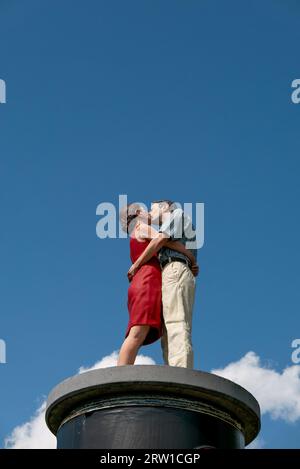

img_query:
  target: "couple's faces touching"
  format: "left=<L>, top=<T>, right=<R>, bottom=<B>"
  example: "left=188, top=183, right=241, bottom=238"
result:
left=149, top=202, right=169, bottom=224
left=134, top=202, right=169, bottom=226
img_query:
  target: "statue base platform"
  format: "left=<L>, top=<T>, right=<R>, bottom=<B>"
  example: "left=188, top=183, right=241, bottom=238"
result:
left=45, top=365, right=260, bottom=449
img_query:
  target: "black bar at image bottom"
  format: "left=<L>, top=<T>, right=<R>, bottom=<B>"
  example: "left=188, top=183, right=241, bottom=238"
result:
left=0, top=449, right=300, bottom=467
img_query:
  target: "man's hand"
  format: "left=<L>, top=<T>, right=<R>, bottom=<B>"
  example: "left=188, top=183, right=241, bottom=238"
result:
left=127, top=263, right=139, bottom=282
left=191, top=263, right=199, bottom=277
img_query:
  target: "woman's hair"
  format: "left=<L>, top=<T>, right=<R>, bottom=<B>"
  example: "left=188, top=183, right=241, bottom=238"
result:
left=119, top=203, right=142, bottom=234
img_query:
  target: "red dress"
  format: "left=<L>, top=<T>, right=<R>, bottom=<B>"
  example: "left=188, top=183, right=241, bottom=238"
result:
left=125, top=235, right=163, bottom=345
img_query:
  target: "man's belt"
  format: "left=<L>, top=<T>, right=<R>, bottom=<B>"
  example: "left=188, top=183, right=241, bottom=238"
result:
left=161, top=256, right=192, bottom=270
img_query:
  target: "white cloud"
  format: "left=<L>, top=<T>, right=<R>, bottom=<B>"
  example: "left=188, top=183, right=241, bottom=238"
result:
left=246, top=437, right=265, bottom=449
left=5, top=350, right=300, bottom=449
left=4, top=401, right=56, bottom=449
left=4, top=350, right=155, bottom=449
left=78, top=350, right=155, bottom=374
left=211, top=351, right=300, bottom=423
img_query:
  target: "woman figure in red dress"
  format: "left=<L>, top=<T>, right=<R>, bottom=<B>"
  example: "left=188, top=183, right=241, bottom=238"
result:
left=117, top=203, right=196, bottom=366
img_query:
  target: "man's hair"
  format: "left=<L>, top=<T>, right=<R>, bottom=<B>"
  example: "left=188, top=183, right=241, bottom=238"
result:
left=151, top=200, right=177, bottom=212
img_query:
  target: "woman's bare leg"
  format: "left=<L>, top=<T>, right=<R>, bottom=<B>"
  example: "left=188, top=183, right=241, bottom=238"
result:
left=117, top=325, right=151, bottom=365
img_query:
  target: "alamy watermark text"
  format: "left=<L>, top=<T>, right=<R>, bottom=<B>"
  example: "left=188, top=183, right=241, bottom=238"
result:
left=0, top=339, right=6, bottom=364
left=0, top=79, right=6, bottom=104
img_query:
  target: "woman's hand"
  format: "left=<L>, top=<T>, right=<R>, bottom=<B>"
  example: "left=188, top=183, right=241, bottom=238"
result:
left=127, top=262, right=139, bottom=282
left=191, top=263, right=199, bottom=277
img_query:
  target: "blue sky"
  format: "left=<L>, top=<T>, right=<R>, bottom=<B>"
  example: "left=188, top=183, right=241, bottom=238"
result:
left=1, top=0, right=300, bottom=448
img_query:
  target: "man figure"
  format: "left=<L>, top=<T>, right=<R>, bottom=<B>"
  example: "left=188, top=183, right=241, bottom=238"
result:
left=128, top=200, right=198, bottom=369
